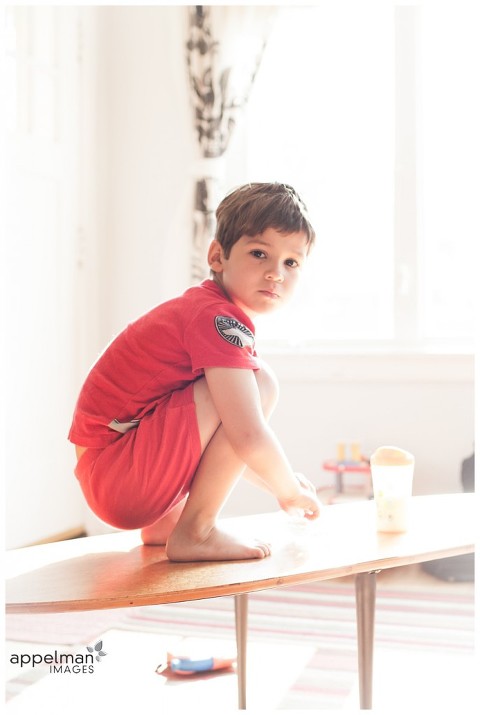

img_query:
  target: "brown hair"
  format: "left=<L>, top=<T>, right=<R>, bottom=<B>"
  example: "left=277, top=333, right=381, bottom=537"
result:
left=214, top=182, right=316, bottom=257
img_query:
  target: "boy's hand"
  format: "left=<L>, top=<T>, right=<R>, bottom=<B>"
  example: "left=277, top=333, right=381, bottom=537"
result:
left=279, top=485, right=321, bottom=521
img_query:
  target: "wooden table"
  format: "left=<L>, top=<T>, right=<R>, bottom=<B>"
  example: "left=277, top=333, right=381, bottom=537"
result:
left=5, top=493, right=475, bottom=710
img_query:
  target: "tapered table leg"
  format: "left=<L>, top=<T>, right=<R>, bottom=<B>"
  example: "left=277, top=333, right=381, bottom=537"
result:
left=234, top=593, right=248, bottom=710
left=355, top=571, right=378, bottom=709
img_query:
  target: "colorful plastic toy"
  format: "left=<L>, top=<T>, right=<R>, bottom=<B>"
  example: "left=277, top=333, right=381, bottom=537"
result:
left=156, top=650, right=236, bottom=676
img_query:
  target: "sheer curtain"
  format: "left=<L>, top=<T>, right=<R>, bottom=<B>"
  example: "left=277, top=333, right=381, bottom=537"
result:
left=185, top=5, right=276, bottom=282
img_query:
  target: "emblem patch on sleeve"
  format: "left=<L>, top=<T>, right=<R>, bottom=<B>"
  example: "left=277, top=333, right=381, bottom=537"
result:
left=214, top=316, right=255, bottom=349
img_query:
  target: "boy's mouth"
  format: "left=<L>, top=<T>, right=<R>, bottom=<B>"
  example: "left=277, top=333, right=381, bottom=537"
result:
left=258, top=289, right=280, bottom=300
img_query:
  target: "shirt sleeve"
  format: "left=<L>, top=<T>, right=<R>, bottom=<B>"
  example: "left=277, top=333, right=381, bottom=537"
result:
left=184, top=303, right=260, bottom=375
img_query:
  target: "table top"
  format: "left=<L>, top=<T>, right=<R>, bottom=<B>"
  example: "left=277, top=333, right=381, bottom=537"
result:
left=5, top=493, right=475, bottom=614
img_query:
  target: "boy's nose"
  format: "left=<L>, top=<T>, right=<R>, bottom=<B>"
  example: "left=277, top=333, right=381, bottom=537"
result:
left=265, top=264, right=284, bottom=282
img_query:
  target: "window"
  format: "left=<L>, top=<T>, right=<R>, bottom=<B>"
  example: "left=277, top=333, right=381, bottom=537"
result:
left=418, top=4, right=477, bottom=342
left=227, top=5, right=476, bottom=351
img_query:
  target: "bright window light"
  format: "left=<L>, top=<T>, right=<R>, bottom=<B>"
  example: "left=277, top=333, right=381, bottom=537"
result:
left=229, top=5, right=475, bottom=350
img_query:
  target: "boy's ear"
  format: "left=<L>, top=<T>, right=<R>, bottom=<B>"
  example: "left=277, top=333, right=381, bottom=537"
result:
left=207, top=240, right=225, bottom=272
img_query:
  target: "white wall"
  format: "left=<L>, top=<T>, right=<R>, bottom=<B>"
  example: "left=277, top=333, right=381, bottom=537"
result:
left=95, top=6, right=197, bottom=348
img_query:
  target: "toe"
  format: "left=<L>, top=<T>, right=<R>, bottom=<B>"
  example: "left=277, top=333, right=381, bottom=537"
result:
left=256, top=541, right=271, bottom=558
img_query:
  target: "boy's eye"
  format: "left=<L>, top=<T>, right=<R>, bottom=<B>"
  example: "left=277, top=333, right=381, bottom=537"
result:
left=251, top=250, right=266, bottom=259
left=285, top=258, right=299, bottom=268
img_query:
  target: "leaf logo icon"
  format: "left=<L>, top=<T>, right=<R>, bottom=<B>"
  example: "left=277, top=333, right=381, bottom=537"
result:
left=87, top=640, right=107, bottom=662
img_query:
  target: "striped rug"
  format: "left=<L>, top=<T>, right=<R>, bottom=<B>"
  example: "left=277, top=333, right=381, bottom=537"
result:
left=5, top=569, right=475, bottom=710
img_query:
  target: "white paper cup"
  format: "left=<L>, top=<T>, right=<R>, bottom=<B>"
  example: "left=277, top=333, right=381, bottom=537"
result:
left=370, top=446, right=414, bottom=532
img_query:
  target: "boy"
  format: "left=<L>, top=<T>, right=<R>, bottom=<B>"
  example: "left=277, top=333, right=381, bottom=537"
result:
left=69, top=182, right=321, bottom=562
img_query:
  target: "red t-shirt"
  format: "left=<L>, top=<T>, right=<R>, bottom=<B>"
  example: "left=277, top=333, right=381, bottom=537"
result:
left=68, top=280, right=259, bottom=449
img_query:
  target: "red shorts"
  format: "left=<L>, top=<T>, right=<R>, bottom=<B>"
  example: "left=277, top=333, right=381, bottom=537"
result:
left=74, top=384, right=202, bottom=529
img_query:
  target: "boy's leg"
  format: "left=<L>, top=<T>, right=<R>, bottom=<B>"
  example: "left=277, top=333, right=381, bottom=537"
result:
left=141, top=496, right=188, bottom=545
left=165, top=363, right=278, bottom=562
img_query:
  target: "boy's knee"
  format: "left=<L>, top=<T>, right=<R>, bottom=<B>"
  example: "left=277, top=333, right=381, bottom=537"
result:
left=255, top=360, right=279, bottom=415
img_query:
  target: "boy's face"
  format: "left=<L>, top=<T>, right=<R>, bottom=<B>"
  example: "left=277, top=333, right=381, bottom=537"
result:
left=208, top=227, right=309, bottom=319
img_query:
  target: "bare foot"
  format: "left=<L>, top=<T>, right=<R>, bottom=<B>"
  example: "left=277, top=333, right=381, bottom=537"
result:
left=141, top=498, right=187, bottom=545
left=166, top=524, right=271, bottom=562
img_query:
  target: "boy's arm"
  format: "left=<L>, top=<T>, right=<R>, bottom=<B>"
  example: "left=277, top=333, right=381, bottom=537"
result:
left=204, top=366, right=320, bottom=519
